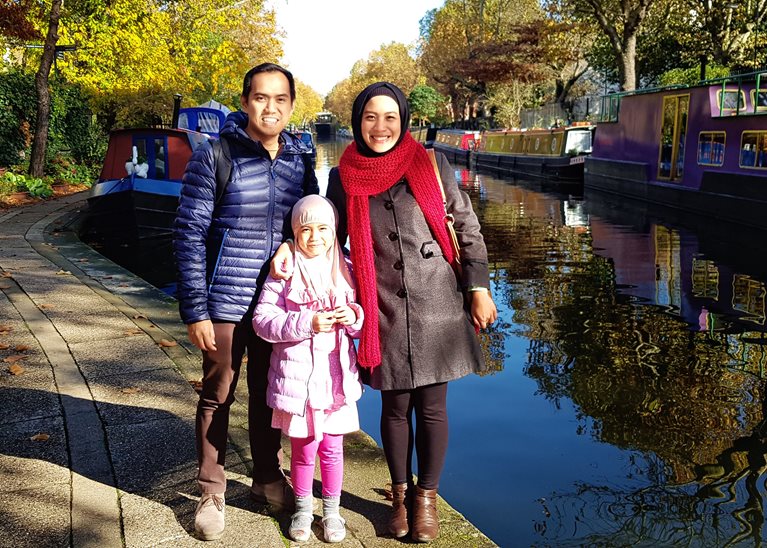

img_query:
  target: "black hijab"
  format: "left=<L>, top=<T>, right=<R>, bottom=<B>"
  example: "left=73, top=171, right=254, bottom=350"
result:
left=350, top=81, right=410, bottom=157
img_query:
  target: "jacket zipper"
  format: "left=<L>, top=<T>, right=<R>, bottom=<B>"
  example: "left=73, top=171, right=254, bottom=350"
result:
left=208, top=228, right=229, bottom=292
left=266, top=164, right=276, bottom=253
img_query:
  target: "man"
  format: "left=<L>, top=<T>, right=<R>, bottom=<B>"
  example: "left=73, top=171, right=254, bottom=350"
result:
left=173, top=63, right=319, bottom=541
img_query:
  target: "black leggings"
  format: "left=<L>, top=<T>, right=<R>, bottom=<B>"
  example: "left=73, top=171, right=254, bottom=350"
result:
left=380, top=383, right=448, bottom=490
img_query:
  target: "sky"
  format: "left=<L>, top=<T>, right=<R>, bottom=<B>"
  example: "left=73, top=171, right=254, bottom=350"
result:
left=268, top=0, right=445, bottom=96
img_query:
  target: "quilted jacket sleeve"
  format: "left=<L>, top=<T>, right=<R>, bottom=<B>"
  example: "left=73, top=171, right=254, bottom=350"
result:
left=173, top=141, right=216, bottom=324
left=253, top=277, right=315, bottom=343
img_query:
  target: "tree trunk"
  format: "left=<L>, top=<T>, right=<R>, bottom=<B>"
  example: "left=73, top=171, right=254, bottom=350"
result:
left=29, top=0, right=63, bottom=178
left=619, top=35, right=637, bottom=91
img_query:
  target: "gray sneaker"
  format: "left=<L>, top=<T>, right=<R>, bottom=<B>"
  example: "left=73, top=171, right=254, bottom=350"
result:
left=194, top=493, right=225, bottom=541
left=250, top=477, right=295, bottom=512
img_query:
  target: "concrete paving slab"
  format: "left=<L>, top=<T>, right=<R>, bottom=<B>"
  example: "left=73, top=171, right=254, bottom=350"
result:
left=0, top=481, right=70, bottom=548
left=70, top=333, right=178, bottom=379
left=90, top=368, right=198, bottom=425
left=0, top=417, right=69, bottom=491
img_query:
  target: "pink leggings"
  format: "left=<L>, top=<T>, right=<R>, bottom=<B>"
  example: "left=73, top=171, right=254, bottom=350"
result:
left=291, top=434, right=344, bottom=498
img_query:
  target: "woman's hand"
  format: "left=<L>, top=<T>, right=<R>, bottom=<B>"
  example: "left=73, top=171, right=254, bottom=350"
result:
left=312, top=311, right=337, bottom=333
left=470, top=290, right=497, bottom=330
left=269, top=240, right=295, bottom=280
left=333, top=305, right=357, bottom=326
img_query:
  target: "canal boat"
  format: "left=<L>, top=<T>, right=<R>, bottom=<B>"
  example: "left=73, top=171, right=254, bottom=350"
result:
left=432, top=129, right=480, bottom=166
left=294, top=128, right=316, bottom=165
left=585, top=71, right=767, bottom=229
left=81, top=105, right=226, bottom=247
left=473, top=124, right=594, bottom=183
left=314, top=111, right=338, bottom=139
left=409, top=126, right=437, bottom=147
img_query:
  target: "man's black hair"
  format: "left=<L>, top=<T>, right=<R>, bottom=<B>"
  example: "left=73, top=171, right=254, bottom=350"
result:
left=242, top=63, right=296, bottom=102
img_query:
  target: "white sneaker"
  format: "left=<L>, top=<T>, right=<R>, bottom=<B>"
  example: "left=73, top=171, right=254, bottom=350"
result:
left=194, top=493, right=225, bottom=541
left=322, top=514, right=346, bottom=543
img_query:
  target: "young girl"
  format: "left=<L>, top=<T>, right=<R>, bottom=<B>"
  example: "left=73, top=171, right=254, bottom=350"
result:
left=253, top=194, right=364, bottom=543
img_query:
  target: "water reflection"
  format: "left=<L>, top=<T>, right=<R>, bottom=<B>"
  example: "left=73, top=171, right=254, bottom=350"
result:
left=85, top=140, right=767, bottom=546
left=463, top=169, right=767, bottom=546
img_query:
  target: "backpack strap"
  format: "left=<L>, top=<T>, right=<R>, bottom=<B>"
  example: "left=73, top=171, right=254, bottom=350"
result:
left=211, top=137, right=232, bottom=206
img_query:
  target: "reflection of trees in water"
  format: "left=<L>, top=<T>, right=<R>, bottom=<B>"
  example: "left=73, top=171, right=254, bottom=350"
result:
left=468, top=185, right=767, bottom=545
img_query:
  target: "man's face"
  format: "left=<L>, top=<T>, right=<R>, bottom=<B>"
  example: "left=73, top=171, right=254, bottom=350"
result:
left=240, top=71, right=294, bottom=143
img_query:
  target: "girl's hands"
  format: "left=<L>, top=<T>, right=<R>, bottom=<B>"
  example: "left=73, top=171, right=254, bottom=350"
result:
left=312, top=305, right=358, bottom=333
left=333, top=305, right=357, bottom=326
left=312, top=311, right=337, bottom=333
left=270, top=241, right=295, bottom=280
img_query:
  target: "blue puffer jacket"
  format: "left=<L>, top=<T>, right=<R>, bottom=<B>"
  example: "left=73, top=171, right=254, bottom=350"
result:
left=173, top=111, right=319, bottom=324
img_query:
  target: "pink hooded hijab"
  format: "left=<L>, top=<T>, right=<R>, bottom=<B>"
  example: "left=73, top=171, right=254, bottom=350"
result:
left=291, top=195, right=355, bottom=303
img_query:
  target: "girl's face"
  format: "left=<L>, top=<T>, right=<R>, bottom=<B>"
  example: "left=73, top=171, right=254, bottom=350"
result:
left=296, top=222, right=333, bottom=258
left=360, top=95, right=401, bottom=154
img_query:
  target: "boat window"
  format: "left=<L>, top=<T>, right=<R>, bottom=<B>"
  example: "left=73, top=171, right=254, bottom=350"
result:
left=154, top=138, right=166, bottom=178
left=599, top=95, right=620, bottom=122
left=717, top=89, right=746, bottom=113
left=739, top=131, right=767, bottom=168
left=751, top=90, right=767, bottom=112
left=564, top=130, right=592, bottom=155
left=697, top=132, right=725, bottom=166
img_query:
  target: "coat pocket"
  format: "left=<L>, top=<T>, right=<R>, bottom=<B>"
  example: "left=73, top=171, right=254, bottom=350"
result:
left=420, top=240, right=444, bottom=259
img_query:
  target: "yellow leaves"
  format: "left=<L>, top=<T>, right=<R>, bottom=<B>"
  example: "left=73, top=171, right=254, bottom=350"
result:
left=30, top=433, right=50, bottom=442
left=121, top=387, right=140, bottom=394
left=8, top=363, right=25, bottom=375
left=158, top=339, right=177, bottom=348
left=3, top=355, right=26, bottom=364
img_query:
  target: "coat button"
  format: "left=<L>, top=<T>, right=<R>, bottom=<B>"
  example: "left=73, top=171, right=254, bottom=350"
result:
left=396, top=288, right=407, bottom=298
left=384, top=200, right=394, bottom=210
left=388, top=232, right=399, bottom=241
left=393, top=260, right=403, bottom=270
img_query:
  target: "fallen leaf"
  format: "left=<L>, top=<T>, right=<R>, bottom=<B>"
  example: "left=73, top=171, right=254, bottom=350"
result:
left=158, top=339, right=177, bottom=347
left=148, top=325, right=157, bottom=329
left=132, top=314, right=147, bottom=320
left=189, top=380, right=203, bottom=392
left=8, top=363, right=24, bottom=375
left=0, top=343, right=8, bottom=350
left=121, top=387, right=140, bottom=394
left=0, top=284, right=10, bottom=290
left=55, top=270, right=71, bottom=275
left=39, top=304, right=54, bottom=310
left=14, top=344, right=30, bottom=352
left=3, top=355, right=26, bottom=364
left=102, top=276, right=112, bottom=280
left=1, top=272, right=12, bottom=278
left=124, top=329, right=142, bottom=336
left=30, top=433, right=49, bottom=442
left=0, top=325, right=10, bottom=333
left=77, top=259, right=89, bottom=263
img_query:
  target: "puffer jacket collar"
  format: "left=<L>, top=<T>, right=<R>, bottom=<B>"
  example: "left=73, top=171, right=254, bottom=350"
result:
left=220, top=110, right=310, bottom=157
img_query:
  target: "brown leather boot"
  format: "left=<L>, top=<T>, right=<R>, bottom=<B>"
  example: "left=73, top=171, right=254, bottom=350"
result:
left=411, top=486, right=439, bottom=542
left=388, top=482, right=409, bottom=538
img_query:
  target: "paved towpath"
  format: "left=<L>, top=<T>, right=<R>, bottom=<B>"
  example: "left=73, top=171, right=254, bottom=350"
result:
left=0, top=192, right=497, bottom=547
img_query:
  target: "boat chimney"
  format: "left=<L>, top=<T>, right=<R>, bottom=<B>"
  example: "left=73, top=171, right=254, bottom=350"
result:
left=171, top=93, right=182, bottom=128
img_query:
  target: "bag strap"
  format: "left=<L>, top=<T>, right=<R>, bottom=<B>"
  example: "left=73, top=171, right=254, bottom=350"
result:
left=211, top=137, right=232, bottom=207
left=426, top=148, right=448, bottom=206
left=427, top=148, right=461, bottom=267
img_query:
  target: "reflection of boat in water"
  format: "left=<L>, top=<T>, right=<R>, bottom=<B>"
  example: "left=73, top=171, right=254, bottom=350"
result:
left=431, top=129, right=479, bottom=166
left=474, top=124, right=594, bottom=184
left=585, top=71, right=767, bottom=229
left=314, top=111, right=338, bottom=138
left=81, top=101, right=228, bottom=247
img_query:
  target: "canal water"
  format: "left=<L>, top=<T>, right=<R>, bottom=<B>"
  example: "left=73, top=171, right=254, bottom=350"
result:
left=99, top=139, right=767, bottom=547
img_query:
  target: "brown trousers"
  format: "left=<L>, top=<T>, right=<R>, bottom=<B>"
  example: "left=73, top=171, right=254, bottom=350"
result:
left=196, top=318, right=283, bottom=494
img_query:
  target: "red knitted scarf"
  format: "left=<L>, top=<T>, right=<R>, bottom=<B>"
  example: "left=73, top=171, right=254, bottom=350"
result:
left=338, top=132, right=456, bottom=368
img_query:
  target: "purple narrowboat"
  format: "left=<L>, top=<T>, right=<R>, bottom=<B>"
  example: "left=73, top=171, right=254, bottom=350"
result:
left=585, top=71, right=767, bottom=228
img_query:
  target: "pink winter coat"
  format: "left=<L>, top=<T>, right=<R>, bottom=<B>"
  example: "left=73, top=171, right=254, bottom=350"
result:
left=253, top=269, right=364, bottom=417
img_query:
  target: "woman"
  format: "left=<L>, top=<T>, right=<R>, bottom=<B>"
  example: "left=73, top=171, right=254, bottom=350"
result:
left=274, top=81, right=496, bottom=542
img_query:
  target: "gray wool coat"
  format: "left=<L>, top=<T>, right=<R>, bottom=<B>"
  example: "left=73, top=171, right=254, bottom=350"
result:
left=326, top=151, right=489, bottom=391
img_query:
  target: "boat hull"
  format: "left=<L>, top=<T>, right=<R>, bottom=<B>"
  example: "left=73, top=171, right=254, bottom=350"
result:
left=474, top=151, right=585, bottom=183
left=81, top=178, right=181, bottom=247
left=585, top=157, right=767, bottom=229
left=433, top=143, right=471, bottom=166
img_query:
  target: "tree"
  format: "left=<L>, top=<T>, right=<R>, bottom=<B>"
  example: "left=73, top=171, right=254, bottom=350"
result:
left=29, top=0, right=62, bottom=178
left=568, top=0, right=660, bottom=90
left=408, top=84, right=446, bottom=125
left=291, top=80, right=323, bottom=128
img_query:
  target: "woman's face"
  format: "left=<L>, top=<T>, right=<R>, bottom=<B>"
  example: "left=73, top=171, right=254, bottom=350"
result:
left=360, top=95, right=401, bottom=154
